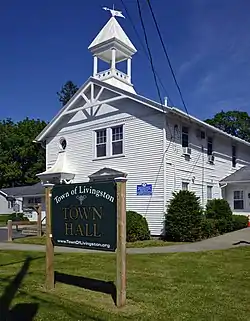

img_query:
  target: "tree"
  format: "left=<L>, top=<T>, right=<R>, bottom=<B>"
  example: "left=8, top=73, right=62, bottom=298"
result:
left=205, top=110, right=250, bottom=142
left=57, top=80, right=79, bottom=106
left=0, top=118, right=47, bottom=188
left=164, top=190, right=203, bottom=242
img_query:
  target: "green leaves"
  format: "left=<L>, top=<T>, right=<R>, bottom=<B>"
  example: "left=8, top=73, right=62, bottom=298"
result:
left=205, top=110, right=250, bottom=142
left=56, top=80, right=79, bottom=106
left=0, top=118, right=47, bottom=188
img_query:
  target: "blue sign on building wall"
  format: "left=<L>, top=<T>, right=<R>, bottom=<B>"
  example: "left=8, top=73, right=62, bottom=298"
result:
left=137, top=183, right=153, bottom=196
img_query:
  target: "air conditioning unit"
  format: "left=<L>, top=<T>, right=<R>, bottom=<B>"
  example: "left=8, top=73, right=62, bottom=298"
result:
left=183, top=147, right=191, bottom=156
left=208, top=154, right=215, bottom=163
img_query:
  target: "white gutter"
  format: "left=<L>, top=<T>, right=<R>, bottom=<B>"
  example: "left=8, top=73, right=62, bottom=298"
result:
left=170, top=107, right=250, bottom=148
left=220, top=183, right=228, bottom=189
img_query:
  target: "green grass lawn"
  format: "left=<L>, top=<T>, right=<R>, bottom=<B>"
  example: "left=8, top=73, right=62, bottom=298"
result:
left=13, top=235, right=181, bottom=248
left=1, top=248, right=250, bottom=320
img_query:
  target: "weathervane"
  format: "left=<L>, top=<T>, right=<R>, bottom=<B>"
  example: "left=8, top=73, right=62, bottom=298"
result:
left=103, top=5, right=125, bottom=18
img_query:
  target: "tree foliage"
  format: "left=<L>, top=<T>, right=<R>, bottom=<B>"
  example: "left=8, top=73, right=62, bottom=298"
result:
left=0, top=118, right=47, bottom=188
left=57, top=80, right=79, bottom=106
left=164, top=190, right=203, bottom=242
left=205, top=110, right=250, bottom=142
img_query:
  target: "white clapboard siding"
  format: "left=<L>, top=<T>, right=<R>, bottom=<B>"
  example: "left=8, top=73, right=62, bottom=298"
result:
left=165, top=117, right=250, bottom=207
left=47, top=101, right=165, bottom=235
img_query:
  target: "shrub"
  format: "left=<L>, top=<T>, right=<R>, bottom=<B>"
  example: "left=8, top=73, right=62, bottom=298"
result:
left=206, top=199, right=232, bottom=220
left=126, top=211, right=150, bottom=242
left=232, top=215, right=248, bottom=231
left=7, top=212, right=29, bottom=222
left=164, top=190, right=203, bottom=242
left=201, top=218, right=220, bottom=239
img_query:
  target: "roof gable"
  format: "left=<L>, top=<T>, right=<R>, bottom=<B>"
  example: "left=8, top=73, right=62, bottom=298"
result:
left=34, top=77, right=167, bottom=142
left=220, top=165, right=250, bottom=183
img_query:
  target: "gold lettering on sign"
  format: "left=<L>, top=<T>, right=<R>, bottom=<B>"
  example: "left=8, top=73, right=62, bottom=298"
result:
left=62, top=208, right=68, bottom=220
left=78, top=207, right=88, bottom=220
left=65, top=223, right=73, bottom=236
left=85, top=224, right=93, bottom=237
left=69, top=207, right=79, bottom=220
left=93, top=223, right=101, bottom=237
left=75, top=224, right=84, bottom=236
left=92, top=206, right=103, bottom=220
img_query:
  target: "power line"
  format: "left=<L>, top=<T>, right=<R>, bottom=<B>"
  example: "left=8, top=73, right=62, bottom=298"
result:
left=135, top=0, right=173, bottom=139
left=120, top=0, right=174, bottom=107
left=136, top=0, right=163, bottom=108
left=146, top=0, right=191, bottom=119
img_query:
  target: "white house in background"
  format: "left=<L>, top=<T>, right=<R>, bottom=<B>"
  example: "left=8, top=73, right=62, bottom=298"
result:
left=220, top=166, right=250, bottom=217
left=0, top=183, right=46, bottom=221
left=34, top=11, right=250, bottom=236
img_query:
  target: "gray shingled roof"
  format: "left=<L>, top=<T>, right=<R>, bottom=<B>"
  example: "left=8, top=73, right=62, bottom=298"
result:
left=220, top=165, right=250, bottom=183
left=1, top=182, right=44, bottom=197
left=89, top=167, right=127, bottom=182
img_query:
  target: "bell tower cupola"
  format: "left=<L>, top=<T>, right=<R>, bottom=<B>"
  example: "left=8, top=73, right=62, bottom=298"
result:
left=88, top=7, right=137, bottom=93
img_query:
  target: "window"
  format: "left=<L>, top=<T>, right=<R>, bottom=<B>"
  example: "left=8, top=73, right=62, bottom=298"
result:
left=182, top=182, right=189, bottom=191
left=182, top=126, right=189, bottom=147
left=8, top=200, right=14, bottom=209
left=234, top=190, right=244, bottom=209
left=59, top=138, right=67, bottom=150
left=96, top=129, right=107, bottom=157
left=112, top=126, right=123, bottom=155
left=28, top=197, right=41, bottom=204
left=207, top=137, right=213, bottom=155
left=232, top=145, right=236, bottom=167
left=207, top=186, right=213, bottom=200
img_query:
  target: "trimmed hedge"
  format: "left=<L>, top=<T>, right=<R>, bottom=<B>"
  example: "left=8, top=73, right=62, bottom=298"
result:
left=126, top=211, right=150, bottom=242
left=8, top=212, right=29, bottom=222
left=232, top=215, right=248, bottom=231
left=0, top=213, right=29, bottom=224
left=201, top=218, right=220, bottom=239
left=164, top=190, right=203, bottom=242
left=206, top=199, right=233, bottom=220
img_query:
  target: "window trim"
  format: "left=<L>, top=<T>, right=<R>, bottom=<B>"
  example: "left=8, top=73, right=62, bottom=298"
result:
left=111, top=125, right=124, bottom=156
left=182, top=181, right=189, bottom=191
left=232, top=145, right=237, bottom=168
left=95, top=128, right=107, bottom=158
left=93, top=123, right=125, bottom=160
left=207, top=185, right=213, bottom=200
left=181, top=126, right=189, bottom=148
left=207, top=137, right=213, bottom=156
left=233, top=190, right=244, bottom=210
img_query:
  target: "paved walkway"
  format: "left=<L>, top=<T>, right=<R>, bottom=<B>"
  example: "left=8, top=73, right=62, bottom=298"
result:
left=0, top=228, right=250, bottom=254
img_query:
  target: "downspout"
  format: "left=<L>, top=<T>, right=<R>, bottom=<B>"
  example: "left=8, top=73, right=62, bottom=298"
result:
left=163, top=121, right=167, bottom=214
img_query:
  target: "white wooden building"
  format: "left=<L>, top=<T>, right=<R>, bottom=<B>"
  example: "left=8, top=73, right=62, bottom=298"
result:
left=35, top=11, right=250, bottom=236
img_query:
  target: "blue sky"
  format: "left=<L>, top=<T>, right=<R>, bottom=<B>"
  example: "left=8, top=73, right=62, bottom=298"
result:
left=1, top=0, right=250, bottom=122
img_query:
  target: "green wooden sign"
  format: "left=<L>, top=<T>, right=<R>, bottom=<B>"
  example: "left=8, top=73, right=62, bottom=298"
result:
left=51, top=182, right=117, bottom=252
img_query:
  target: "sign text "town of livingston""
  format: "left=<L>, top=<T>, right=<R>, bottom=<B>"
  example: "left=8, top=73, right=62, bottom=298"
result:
left=54, top=184, right=115, bottom=204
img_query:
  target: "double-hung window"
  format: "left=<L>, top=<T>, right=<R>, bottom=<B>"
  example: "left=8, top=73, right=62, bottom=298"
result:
left=96, top=129, right=107, bottom=157
left=232, top=145, right=236, bottom=168
left=182, top=182, right=189, bottom=191
left=95, top=125, right=124, bottom=158
left=207, top=186, right=213, bottom=200
left=112, top=126, right=123, bottom=155
left=207, top=137, right=213, bottom=155
left=233, top=190, right=244, bottom=210
left=182, top=126, right=189, bottom=147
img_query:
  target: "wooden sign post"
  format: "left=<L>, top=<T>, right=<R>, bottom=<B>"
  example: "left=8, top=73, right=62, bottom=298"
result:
left=44, top=179, right=127, bottom=308
left=115, top=177, right=127, bottom=308
left=36, top=203, right=42, bottom=237
left=44, top=183, right=54, bottom=290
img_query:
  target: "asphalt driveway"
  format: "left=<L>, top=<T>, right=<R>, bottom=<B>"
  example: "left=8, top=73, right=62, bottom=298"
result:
left=0, top=228, right=249, bottom=254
